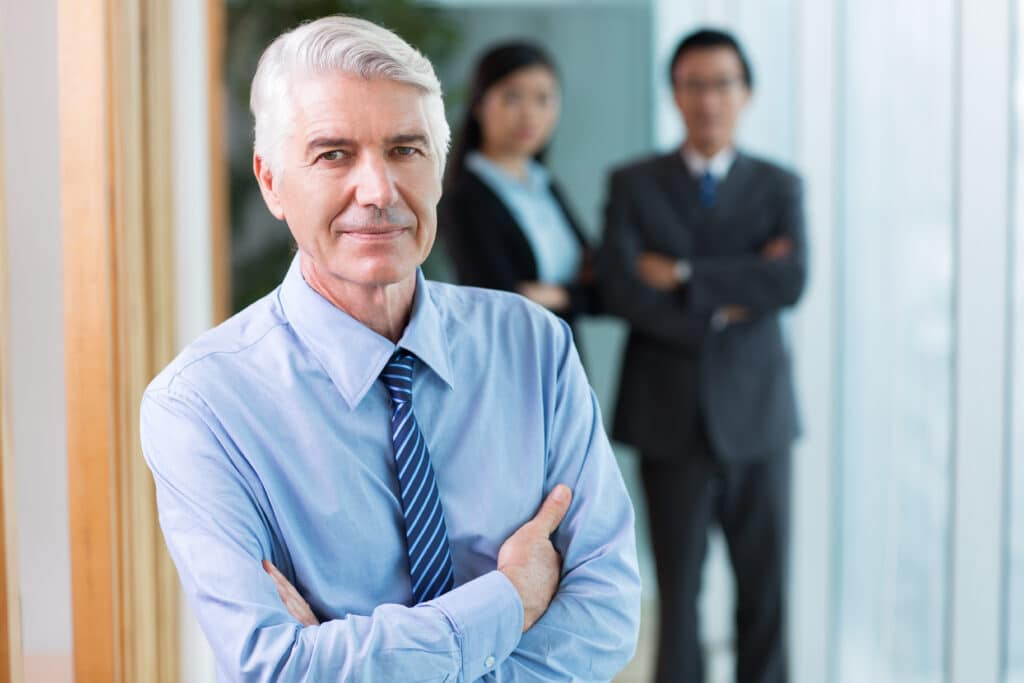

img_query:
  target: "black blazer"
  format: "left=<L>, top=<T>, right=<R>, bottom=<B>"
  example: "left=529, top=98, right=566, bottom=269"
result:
left=439, top=170, right=599, bottom=326
left=597, top=151, right=807, bottom=462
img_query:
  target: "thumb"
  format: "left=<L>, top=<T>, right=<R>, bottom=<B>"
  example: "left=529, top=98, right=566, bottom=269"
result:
left=531, top=484, right=572, bottom=536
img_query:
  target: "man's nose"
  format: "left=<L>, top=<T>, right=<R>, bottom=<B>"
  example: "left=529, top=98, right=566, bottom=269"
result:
left=352, top=154, right=397, bottom=208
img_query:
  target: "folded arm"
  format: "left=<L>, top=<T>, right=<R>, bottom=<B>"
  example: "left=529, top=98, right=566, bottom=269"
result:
left=684, top=174, right=808, bottom=315
left=485, top=320, right=642, bottom=681
left=141, top=383, right=524, bottom=682
left=597, top=171, right=711, bottom=350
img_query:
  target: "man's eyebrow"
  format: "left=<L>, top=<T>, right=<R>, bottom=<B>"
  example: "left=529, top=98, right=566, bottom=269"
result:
left=386, top=133, right=430, bottom=146
left=305, top=137, right=354, bottom=156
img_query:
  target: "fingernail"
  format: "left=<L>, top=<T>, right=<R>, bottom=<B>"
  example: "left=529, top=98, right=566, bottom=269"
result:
left=552, top=485, right=569, bottom=502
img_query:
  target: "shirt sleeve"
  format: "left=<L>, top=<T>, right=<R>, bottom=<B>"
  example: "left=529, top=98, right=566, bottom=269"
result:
left=483, top=320, right=643, bottom=681
left=141, top=382, right=524, bottom=683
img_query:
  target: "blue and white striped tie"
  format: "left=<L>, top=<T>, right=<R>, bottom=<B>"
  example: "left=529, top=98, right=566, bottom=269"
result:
left=381, top=349, right=454, bottom=604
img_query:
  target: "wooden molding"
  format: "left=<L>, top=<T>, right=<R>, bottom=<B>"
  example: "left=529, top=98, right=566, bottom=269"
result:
left=0, top=36, right=26, bottom=683
left=208, top=0, right=231, bottom=322
left=59, top=0, right=180, bottom=680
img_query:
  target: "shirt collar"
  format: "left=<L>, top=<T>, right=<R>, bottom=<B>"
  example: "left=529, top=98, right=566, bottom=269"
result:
left=278, top=254, right=454, bottom=409
left=465, top=151, right=549, bottom=192
left=681, top=144, right=736, bottom=180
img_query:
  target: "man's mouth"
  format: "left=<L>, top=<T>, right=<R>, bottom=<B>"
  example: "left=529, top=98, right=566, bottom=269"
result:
left=339, top=226, right=409, bottom=241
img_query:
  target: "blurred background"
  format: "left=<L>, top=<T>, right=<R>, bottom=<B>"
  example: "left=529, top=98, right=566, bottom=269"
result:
left=1, top=0, right=1021, bottom=681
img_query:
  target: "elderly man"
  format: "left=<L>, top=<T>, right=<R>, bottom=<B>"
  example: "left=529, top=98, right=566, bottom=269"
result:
left=141, top=15, right=640, bottom=683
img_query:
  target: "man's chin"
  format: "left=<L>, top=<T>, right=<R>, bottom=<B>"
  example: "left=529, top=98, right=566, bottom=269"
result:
left=331, top=261, right=417, bottom=289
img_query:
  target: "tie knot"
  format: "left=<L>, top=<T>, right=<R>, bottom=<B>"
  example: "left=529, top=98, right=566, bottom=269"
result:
left=381, top=349, right=415, bottom=403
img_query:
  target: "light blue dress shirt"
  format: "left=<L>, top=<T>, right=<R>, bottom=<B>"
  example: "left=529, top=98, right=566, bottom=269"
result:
left=465, top=152, right=582, bottom=285
left=140, top=256, right=641, bottom=682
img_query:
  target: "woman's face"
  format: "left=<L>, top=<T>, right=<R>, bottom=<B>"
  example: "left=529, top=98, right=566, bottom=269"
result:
left=476, top=65, right=561, bottom=160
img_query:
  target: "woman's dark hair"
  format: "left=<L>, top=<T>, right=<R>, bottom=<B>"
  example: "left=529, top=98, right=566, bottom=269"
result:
left=444, top=41, right=558, bottom=190
left=669, top=28, right=753, bottom=90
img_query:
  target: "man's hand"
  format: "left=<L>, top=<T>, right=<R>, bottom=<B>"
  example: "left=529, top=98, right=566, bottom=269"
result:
left=707, top=238, right=791, bottom=328
left=263, top=559, right=320, bottom=627
left=637, top=252, right=682, bottom=291
left=761, top=236, right=793, bottom=260
left=498, top=484, right=573, bottom=632
left=720, top=305, right=750, bottom=324
left=518, top=282, right=570, bottom=312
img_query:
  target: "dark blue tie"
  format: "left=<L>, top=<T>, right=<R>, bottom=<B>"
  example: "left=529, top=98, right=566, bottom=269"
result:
left=699, top=170, right=717, bottom=208
left=381, top=349, right=454, bottom=604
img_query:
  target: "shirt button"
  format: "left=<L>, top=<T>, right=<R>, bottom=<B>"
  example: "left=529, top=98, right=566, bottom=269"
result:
left=484, top=656, right=495, bottom=668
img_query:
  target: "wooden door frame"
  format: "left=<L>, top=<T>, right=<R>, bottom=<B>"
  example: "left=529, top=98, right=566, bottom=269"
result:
left=0, top=37, right=26, bottom=683
left=59, top=0, right=179, bottom=680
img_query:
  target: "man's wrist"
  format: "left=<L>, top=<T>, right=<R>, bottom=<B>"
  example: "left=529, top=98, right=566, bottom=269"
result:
left=673, top=259, right=692, bottom=285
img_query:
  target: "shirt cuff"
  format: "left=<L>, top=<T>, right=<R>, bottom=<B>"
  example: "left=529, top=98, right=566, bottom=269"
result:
left=428, top=570, right=523, bottom=680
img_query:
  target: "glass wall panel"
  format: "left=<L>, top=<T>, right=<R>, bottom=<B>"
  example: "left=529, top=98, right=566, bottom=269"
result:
left=1005, top=4, right=1024, bottom=681
left=833, top=1, right=956, bottom=681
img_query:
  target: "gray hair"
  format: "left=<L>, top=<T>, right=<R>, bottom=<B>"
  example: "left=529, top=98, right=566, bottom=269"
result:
left=250, top=15, right=450, bottom=175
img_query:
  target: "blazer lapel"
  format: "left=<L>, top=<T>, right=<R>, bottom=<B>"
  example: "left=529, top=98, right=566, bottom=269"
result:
left=655, top=152, right=701, bottom=225
left=713, top=152, right=754, bottom=211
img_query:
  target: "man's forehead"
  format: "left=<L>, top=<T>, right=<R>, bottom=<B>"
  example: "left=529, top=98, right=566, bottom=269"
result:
left=674, top=48, right=744, bottom=76
left=291, top=72, right=431, bottom=135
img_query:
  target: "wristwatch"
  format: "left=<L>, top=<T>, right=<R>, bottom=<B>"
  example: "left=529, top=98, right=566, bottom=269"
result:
left=673, top=259, right=692, bottom=284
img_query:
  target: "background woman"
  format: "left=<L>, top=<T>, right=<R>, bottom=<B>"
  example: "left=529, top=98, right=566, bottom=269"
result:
left=440, top=42, right=599, bottom=333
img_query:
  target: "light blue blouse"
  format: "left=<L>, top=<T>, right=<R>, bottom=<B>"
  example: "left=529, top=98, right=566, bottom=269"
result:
left=466, top=152, right=583, bottom=285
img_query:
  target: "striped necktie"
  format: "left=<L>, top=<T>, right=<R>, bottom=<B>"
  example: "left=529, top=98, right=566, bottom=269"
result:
left=380, top=349, right=455, bottom=604
left=699, top=169, right=717, bottom=208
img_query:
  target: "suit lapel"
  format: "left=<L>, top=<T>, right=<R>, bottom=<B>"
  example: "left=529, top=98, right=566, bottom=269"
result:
left=655, top=152, right=700, bottom=225
left=713, top=152, right=753, bottom=212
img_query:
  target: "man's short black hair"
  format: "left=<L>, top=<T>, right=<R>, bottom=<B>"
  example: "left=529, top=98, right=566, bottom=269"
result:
left=669, top=29, right=753, bottom=90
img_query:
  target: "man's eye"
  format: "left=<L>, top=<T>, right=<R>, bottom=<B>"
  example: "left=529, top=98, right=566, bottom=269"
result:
left=319, top=150, right=345, bottom=162
left=393, top=146, right=419, bottom=157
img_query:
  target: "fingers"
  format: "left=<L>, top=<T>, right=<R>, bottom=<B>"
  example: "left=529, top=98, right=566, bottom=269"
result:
left=263, top=558, right=286, bottom=583
left=724, top=306, right=750, bottom=323
left=762, top=237, right=793, bottom=259
left=263, top=560, right=319, bottom=627
left=263, top=559, right=297, bottom=604
left=530, top=484, right=572, bottom=536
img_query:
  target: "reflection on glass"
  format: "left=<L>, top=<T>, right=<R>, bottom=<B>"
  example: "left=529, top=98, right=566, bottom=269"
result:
left=1005, top=5, right=1024, bottom=681
left=833, top=2, right=955, bottom=681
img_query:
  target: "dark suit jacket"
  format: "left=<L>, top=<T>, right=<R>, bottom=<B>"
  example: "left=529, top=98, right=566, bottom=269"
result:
left=439, top=170, right=599, bottom=326
left=597, top=151, right=806, bottom=461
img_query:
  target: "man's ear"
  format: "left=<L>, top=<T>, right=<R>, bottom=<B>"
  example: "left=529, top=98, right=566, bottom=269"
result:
left=254, top=153, right=286, bottom=221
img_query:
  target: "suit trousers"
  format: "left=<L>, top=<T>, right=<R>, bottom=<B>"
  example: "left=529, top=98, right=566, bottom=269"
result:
left=640, top=440, right=790, bottom=683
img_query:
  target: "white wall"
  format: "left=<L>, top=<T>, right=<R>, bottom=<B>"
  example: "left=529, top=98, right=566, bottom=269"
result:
left=171, top=1, right=218, bottom=680
left=0, top=0, right=73, bottom=676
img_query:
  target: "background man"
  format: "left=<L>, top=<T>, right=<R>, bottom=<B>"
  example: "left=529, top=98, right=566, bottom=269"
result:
left=598, top=28, right=806, bottom=683
left=141, top=15, right=640, bottom=681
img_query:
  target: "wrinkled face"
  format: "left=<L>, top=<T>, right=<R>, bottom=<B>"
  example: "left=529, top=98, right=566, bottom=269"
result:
left=671, top=47, right=750, bottom=154
left=255, top=72, right=441, bottom=289
left=476, top=65, right=560, bottom=159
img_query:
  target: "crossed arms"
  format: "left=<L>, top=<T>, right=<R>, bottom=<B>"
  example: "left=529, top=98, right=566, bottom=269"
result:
left=141, top=324, right=640, bottom=682
left=597, top=167, right=807, bottom=349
